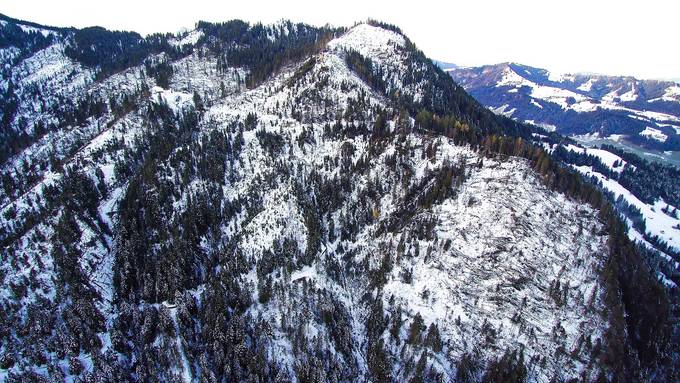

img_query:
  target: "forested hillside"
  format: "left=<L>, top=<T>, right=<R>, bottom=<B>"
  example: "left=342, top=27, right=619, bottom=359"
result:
left=0, top=14, right=676, bottom=382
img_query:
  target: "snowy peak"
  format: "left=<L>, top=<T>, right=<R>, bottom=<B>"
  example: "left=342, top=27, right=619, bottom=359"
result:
left=327, top=23, right=406, bottom=59
left=496, top=64, right=537, bottom=88
left=452, top=61, right=680, bottom=105
left=446, top=62, right=550, bottom=89
left=325, top=23, right=411, bottom=92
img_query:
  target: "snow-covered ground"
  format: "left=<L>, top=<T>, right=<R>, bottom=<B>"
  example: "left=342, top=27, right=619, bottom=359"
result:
left=169, top=29, right=204, bottom=48
left=172, top=27, right=611, bottom=380
left=544, top=141, right=679, bottom=284
left=649, top=84, right=680, bottom=103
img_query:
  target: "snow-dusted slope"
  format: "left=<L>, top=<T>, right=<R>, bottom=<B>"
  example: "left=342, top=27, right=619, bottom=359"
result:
left=168, top=50, right=611, bottom=380
left=327, top=24, right=405, bottom=65
left=0, top=18, right=674, bottom=382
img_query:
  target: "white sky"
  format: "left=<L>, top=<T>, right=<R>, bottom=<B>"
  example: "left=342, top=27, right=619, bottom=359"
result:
left=1, top=0, right=678, bottom=80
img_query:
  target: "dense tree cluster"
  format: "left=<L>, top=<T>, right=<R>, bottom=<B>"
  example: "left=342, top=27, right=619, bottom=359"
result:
left=344, top=49, right=386, bottom=93
left=64, top=27, right=184, bottom=80
left=144, top=59, right=174, bottom=89
left=605, top=145, right=680, bottom=207
left=199, top=19, right=339, bottom=88
left=0, top=14, right=55, bottom=57
left=339, top=47, right=536, bottom=141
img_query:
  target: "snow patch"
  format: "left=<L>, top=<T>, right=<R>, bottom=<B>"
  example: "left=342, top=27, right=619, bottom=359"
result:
left=619, top=84, right=638, bottom=102
left=577, top=78, right=596, bottom=92
left=639, top=126, right=668, bottom=142
left=497, top=67, right=588, bottom=110
left=151, top=86, right=194, bottom=112
left=547, top=70, right=575, bottom=83
left=327, top=24, right=405, bottom=64
left=564, top=145, right=629, bottom=173
left=524, top=119, right=557, bottom=132
left=170, top=30, right=204, bottom=47
left=17, top=23, right=57, bottom=37
left=490, top=104, right=516, bottom=117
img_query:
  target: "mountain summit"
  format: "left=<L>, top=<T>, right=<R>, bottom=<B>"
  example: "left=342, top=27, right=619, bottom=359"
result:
left=0, top=15, right=676, bottom=382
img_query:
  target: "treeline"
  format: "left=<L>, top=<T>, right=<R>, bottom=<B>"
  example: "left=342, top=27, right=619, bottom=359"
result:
left=530, top=137, right=680, bottom=273
left=0, top=18, right=54, bottom=52
left=549, top=140, right=680, bottom=263
left=628, top=128, right=680, bottom=152
left=64, top=26, right=186, bottom=80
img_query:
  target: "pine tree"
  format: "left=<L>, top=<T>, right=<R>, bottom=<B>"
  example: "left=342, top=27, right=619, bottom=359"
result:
left=408, top=313, right=425, bottom=345
left=425, top=323, right=443, bottom=352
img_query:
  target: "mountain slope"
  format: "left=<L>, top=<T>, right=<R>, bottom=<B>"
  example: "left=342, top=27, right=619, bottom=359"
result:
left=0, top=16, right=675, bottom=382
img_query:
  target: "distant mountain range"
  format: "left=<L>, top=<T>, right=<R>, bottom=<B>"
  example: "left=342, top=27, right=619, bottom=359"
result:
left=446, top=62, right=680, bottom=152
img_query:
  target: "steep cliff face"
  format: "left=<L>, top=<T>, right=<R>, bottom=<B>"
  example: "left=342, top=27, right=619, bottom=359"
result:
left=0, top=16, right=674, bottom=382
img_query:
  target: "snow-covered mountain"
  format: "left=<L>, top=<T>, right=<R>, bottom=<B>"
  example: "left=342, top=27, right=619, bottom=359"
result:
left=0, top=14, right=677, bottom=382
left=449, top=62, right=680, bottom=152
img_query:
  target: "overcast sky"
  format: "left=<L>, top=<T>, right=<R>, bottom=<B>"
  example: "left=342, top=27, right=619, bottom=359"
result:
left=1, top=0, right=678, bottom=80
